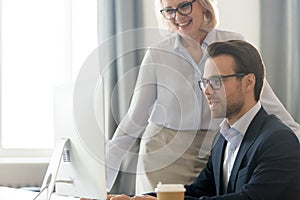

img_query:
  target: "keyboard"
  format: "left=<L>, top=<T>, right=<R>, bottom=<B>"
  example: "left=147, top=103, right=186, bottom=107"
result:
left=0, top=187, right=78, bottom=200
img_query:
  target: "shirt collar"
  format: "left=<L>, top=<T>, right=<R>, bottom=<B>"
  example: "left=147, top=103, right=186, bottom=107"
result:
left=220, top=101, right=262, bottom=136
left=173, top=29, right=216, bottom=52
left=203, top=29, right=216, bottom=46
left=173, top=33, right=184, bottom=52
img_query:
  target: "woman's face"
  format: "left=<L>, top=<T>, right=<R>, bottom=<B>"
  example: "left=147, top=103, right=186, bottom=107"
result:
left=161, top=0, right=206, bottom=42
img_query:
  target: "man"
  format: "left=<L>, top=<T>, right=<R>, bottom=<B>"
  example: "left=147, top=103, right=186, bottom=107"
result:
left=183, top=40, right=300, bottom=199
left=105, top=40, right=300, bottom=200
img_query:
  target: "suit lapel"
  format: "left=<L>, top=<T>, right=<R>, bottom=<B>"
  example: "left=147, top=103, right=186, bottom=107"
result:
left=213, top=133, right=227, bottom=195
left=227, top=108, right=268, bottom=193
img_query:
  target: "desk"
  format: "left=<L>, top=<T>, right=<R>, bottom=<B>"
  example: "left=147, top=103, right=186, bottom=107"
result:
left=0, top=187, right=78, bottom=200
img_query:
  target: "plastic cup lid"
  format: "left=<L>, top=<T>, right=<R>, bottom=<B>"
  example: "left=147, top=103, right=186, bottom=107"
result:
left=155, top=183, right=186, bottom=192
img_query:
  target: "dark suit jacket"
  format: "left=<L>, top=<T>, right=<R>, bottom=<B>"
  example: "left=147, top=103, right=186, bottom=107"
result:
left=184, top=107, right=300, bottom=200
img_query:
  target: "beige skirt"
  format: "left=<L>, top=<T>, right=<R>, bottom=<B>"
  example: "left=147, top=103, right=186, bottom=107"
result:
left=135, top=124, right=216, bottom=194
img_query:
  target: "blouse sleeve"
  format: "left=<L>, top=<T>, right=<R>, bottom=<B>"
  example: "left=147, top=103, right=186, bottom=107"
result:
left=106, top=48, right=158, bottom=190
left=260, top=79, right=300, bottom=139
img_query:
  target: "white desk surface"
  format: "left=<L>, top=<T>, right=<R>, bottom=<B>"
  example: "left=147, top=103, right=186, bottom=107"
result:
left=0, top=187, right=79, bottom=200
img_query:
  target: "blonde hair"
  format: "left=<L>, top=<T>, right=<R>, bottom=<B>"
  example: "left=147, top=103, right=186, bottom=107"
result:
left=155, top=0, right=219, bottom=32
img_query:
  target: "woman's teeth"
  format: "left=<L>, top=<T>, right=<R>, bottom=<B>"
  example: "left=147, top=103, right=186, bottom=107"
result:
left=177, top=21, right=190, bottom=27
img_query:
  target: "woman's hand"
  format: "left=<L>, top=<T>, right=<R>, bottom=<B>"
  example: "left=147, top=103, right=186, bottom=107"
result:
left=79, top=194, right=130, bottom=200
left=107, top=194, right=131, bottom=200
left=106, top=194, right=157, bottom=200
left=130, top=195, right=157, bottom=200
left=80, top=194, right=157, bottom=200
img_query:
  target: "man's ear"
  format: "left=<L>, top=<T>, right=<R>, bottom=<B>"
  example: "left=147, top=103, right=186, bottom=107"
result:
left=243, top=73, right=256, bottom=92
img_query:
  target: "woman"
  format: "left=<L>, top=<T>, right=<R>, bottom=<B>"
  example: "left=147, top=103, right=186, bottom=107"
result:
left=106, top=0, right=300, bottom=196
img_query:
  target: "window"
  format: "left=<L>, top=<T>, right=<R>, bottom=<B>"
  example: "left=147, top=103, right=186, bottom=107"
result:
left=1, top=0, right=66, bottom=151
left=0, top=0, right=98, bottom=157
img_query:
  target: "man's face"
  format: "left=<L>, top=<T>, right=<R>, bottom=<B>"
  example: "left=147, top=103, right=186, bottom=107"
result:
left=202, top=55, right=245, bottom=122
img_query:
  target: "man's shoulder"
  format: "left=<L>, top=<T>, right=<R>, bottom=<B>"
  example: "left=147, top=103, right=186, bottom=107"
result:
left=260, top=112, right=292, bottom=132
left=254, top=108, right=298, bottom=142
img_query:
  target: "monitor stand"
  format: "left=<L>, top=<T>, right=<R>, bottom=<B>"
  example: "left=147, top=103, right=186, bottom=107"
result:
left=34, top=138, right=70, bottom=200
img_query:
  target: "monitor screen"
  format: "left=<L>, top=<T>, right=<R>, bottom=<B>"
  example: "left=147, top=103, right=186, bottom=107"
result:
left=37, top=83, right=107, bottom=200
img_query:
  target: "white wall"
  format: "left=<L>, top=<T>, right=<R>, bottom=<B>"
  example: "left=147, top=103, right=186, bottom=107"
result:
left=143, top=0, right=260, bottom=49
left=217, top=0, right=260, bottom=49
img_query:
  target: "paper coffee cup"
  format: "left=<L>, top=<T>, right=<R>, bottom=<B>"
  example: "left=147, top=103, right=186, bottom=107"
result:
left=155, top=183, right=186, bottom=200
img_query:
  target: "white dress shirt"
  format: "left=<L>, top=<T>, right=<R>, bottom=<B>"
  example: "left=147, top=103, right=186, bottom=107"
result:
left=221, top=102, right=262, bottom=190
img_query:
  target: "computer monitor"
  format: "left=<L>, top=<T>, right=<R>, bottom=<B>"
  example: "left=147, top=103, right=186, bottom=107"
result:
left=35, top=83, right=107, bottom=200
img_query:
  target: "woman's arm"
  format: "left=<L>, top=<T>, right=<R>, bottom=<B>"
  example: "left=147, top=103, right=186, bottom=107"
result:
left=106, top=49, right=158, bottom=190
left=260, top=79, right=300, bottom=139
